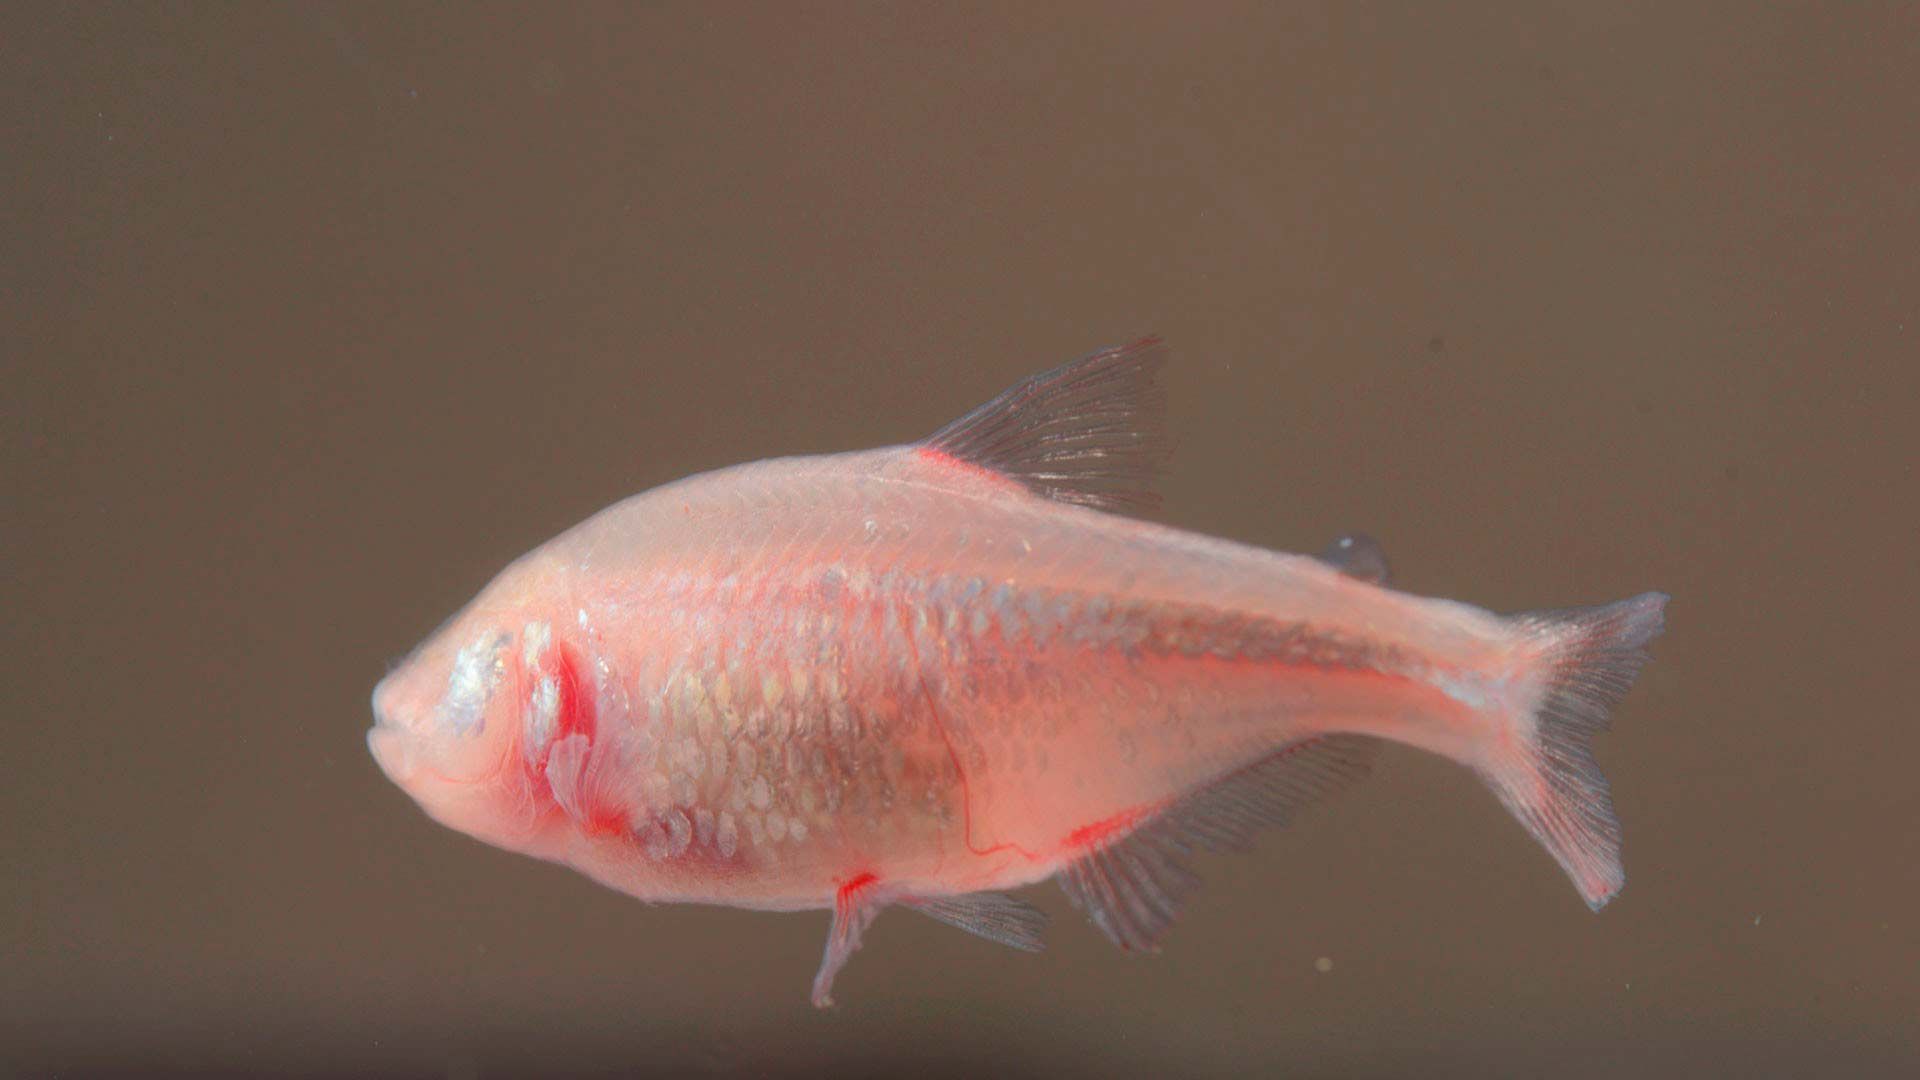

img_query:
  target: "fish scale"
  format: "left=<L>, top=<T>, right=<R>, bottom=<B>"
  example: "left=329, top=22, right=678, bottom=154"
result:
left=369, top=338, right=1668, bottom=1006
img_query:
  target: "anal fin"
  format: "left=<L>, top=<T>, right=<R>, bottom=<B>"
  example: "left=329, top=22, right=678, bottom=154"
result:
left=1058, top=735, right=1378, bottom=953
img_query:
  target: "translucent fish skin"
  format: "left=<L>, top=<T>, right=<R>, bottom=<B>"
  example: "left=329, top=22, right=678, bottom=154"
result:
left=369, top=340, right=1664, bottom=1004
left=373, top=444, right=1517, bottom=908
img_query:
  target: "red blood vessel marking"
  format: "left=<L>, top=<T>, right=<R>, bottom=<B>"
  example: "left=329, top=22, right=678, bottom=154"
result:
left=1063, top=806, right=1157, bottom=852
left=915, top=446, right=1027, bottom=492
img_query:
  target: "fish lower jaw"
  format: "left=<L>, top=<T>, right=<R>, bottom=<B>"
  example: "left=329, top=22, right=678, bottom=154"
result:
left=366, top=725, right=414, bottom=783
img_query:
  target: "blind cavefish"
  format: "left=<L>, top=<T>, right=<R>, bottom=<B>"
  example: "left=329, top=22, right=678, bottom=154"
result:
left=368, top=340, right=1668, bottom=1005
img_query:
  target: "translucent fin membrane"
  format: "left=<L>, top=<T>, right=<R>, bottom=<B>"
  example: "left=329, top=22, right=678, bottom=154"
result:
left=1482, top=591, right=1669, bottom=910
left=910, top=891, right=1049, bottom=952
left=808, top=885, right=1046, bottom=1006
left=920, top=337, right=1170, bottom=513
left=1058, top=735, right=1378, bottom=952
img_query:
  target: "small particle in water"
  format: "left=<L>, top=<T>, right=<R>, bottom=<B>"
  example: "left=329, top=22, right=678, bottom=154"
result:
left=1753, top=914, right=1762, bottom=926
left=1314, top=956, right=1334, bottom=974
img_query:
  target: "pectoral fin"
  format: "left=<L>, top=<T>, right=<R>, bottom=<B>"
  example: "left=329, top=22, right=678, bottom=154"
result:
left=809, top=882, right=1049, bottom=1007
left=908, top=891, right=1048, bottom=952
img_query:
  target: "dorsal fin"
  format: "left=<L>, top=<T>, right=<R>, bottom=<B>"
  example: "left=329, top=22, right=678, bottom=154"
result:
left=1057, top=735, right=1378, bottom=953
left=919, top=337, right=1170, bottom=513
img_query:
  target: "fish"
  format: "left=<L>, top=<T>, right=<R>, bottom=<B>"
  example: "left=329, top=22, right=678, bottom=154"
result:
left=367, top=339, right=1668, bottom=1006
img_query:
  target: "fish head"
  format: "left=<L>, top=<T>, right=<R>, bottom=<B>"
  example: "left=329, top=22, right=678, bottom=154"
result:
left=368, top=581, right=543, bottom=840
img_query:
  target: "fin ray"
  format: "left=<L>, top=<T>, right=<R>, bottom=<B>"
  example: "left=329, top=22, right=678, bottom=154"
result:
left=910, top=891, right=1048, bottom=952
left=1058, top=735, right=1378, bottom=952
left=1480, top=591, right=1668, bottom=910
left=920, top=337, right=1170, bottom=512
left=811, top=877, right=883, bottom=1008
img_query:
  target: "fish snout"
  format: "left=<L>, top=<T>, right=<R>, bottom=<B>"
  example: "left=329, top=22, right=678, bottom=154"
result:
left=370, top=671, right=399, bottom=729
left=367, top=672, right=421, bottom=782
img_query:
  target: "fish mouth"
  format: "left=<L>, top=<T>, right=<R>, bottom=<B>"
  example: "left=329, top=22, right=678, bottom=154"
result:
left=367, top=677, right=416, bottom=782
left=366, top=723, right=414, bottom=783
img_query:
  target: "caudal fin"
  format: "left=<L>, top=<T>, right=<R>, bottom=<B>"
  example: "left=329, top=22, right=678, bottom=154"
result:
left=1480, top=591, right=1668, bottom=911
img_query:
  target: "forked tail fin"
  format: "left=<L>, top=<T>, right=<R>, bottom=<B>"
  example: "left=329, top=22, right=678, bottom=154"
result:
left=1480, top=591, right=1669, bottom=910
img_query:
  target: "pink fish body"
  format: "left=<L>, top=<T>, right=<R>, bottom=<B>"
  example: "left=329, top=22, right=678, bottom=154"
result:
left=369, top=341, right=1667, bottom=1004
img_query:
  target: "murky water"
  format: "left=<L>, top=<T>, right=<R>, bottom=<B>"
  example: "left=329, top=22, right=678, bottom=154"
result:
left=7, top=4, right=1916, bottom=1075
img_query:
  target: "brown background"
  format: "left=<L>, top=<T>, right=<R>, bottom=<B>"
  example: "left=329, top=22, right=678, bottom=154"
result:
left=6, top=3, right=1917, bottom=1076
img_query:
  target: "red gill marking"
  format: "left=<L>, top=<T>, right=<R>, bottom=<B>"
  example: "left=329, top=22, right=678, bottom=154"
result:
left=551, top=644, right=626, bottom=835
left=518, top=638, right=624, bottom=834
left=548, top=643, right=595, bottom=743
